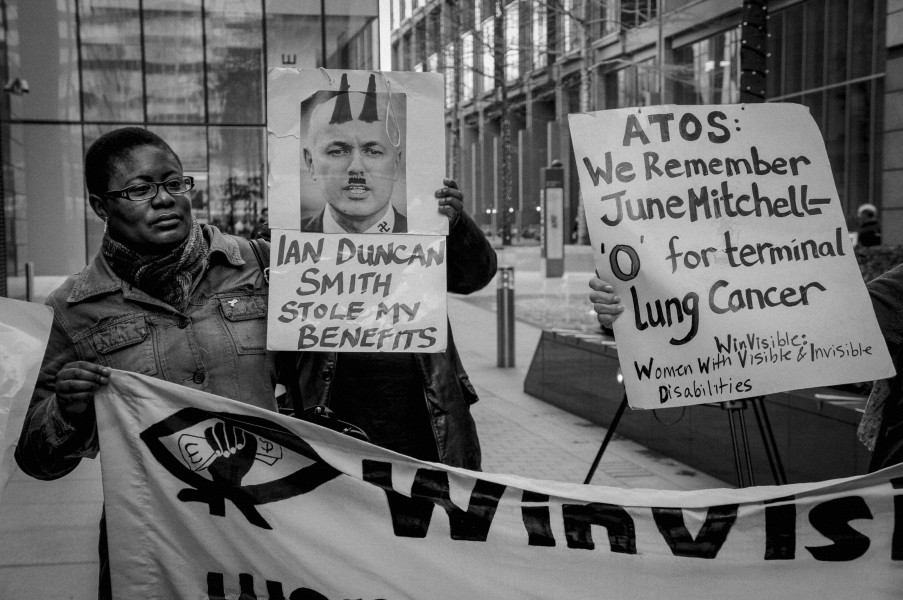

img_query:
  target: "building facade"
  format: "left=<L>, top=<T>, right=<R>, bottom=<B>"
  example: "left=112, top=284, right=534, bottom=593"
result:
left=390, top=0, right=897, bottom=247
left=0, top=0, right=382, bottom=298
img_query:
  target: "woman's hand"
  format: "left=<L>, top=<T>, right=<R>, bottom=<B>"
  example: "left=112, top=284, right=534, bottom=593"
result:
left=54, top=361, right=111, bottom=419
left=435, top=178, right=464, bottom=226
left=589, top=276, right=624, bottom=328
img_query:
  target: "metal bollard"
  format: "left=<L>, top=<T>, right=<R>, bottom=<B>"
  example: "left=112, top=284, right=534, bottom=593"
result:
left=25, top=261, right=34, bottom=302
left=496, top=265, right=515, bottom=367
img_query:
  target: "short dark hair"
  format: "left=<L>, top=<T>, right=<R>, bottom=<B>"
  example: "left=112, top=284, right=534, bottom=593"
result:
left=84, top=127, right=181, bottom=196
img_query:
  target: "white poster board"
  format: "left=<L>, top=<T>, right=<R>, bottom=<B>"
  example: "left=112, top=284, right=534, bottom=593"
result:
left=265, top=68, right=449, bottom=352
left=569, top=104, right=894, bottom=409
left=266, top=229, right=447, bottom=352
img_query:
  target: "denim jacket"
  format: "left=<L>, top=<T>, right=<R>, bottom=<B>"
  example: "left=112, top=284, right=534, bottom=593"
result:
left=15, top=225, right=276, bottom=480
left=283, top=211, right=498, bottom=470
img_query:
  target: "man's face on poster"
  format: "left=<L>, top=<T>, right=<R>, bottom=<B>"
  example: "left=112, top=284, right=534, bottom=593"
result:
left=303, top=97, right=401, bottom=229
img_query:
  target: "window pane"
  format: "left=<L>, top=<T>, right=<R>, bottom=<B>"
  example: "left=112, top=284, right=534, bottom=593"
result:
left=804, top=0, right=825, bottom=90
left=505, top=1, right=519, bottom=81
left=80, top=0, right=144, bottom=122
left=324, top=0, right=379, bottom=69
left=445, top=42, right=456, bottom=106
left=144, top=0, right=205, bottom=123
left=462, top=32, right=475, bottom=101
left=672, top=28, right=740, bottom=105
left=826, top=0, right=849, bottom=85
left=783, top=4, right=804, bottom=96
left=207, top=127, right=265, bottom=237
left=265, top=1, right=321, bottom=70
left=6, top=124, right=87, bottom=285
left=206, top=0, right=264, bottom=124
left=3, top=0, right=80, bottom=121
left=532, top=1, right=547, bottom=69
left=849, top=0, right=875, bottom=78
left=847, top=81, right=872, bottom=212
left=824, top=86, right=847, bottom=206
left=481, top=16, right=494, bottom=93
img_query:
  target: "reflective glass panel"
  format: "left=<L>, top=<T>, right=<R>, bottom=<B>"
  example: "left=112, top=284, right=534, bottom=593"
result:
left=824, top=86, right=847, bottom=205
left=80, top=0, right=144, bottom=122
left=804, top=0, right=825, bottom=90
left=783, top=4, right=804, bottom=96
left=850, top=0, right=876, bottom=79
left=206, top=0, right=265, bottom=124
left=3, top=0, right=80, bottom=121
left=324, top=0, right=379, bottom=70
left=144, top=0, right=205, bottom=123
left=266, top=0, right=321, bottom=70
left=8, top=125, right=87, bottom=285
left=207, top=127, right=265, bottom=237
left=847, top=81, right=874, bottom=211
left=672, top=28, right=740, bottom=105
left=826, top=0, right=850, bottom=85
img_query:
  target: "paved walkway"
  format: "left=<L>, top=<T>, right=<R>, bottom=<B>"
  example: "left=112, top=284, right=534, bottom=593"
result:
left=0, top=245, right=727, bottom=599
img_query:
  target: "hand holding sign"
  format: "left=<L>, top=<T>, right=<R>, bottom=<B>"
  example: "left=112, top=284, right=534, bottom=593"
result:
left=54, top=361, right=111, bottom=418
left=588, top=276, right=624, bottom=328
left=435, top=178, right=464, bottom=226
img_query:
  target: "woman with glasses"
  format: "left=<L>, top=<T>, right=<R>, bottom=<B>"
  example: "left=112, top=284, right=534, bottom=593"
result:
left=14, top=127, right=279, bottom=599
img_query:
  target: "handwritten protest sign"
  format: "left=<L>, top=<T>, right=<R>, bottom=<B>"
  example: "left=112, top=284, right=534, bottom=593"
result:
left=265, top=68, right=451, bottom=352
left=97, top=370, right=903, bottom=599
left=0, top=298, right=52, bottom=508
left=266, top=229, right=447, bottom=352
left=569, top=104, right=894, bottom=409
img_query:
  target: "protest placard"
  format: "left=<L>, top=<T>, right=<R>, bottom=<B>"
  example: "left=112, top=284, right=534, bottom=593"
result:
left=266, top=229, right=447, bottom=352
left=97, top=370, right=903, bottom=599
left=265, top=68, right=451, bottom=352
left=569, top=104, right=894, bottom=409
left=0, top=298, right=52, bottom=507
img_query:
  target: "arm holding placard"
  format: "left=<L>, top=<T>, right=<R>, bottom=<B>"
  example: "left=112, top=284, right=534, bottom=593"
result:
left=863, top=263, right=903, bottom=470
left=438, top=178, right=497, bottom=295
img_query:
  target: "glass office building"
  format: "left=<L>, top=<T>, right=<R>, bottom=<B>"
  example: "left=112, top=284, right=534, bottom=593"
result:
left=392, top=0, right=895, bottom=248
left=0, top=0, right=381, bottom=298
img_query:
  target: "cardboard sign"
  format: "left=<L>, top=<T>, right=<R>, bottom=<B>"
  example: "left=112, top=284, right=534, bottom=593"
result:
left=266, top=229, right=447, bottom=352
left=265, top=69, right=452, bottom=353
left=569, top=104, right=894, bottom=409
left=0, top=298, right=52, bottom=507
left=97, top=371, right=903, bottom=599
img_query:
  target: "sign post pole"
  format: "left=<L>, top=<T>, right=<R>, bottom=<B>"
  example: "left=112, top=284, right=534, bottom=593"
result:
left=540, top=163, right=565, bottom=278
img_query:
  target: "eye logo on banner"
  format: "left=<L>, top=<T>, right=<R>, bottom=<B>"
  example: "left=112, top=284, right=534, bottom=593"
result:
left=140, top=408, right=341, bottom=529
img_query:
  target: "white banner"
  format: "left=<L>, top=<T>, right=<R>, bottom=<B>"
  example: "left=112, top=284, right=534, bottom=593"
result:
left=0, top=298, right=52, bottom=507
left=569, top=104, right=894, bottom=409
left=97, top=371, right=903, bottom=600
left=266, top=229, right=447, bottom=352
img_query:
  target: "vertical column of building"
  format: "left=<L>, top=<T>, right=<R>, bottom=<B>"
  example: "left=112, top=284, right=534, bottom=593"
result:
left=882, top=2, right=903, bottom=244
left=740, top=0, right=768, bottom=103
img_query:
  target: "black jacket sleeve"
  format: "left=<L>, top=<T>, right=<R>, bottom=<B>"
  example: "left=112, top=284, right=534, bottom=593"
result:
left=445, top=211, right=497, bottom=295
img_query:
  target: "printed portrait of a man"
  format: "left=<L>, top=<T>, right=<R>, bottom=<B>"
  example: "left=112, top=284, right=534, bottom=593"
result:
left=299, top=72, right=407, bottom=234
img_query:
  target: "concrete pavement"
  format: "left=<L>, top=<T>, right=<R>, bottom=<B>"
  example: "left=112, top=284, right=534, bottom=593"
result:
left=0, top=245, right=727, bottom=599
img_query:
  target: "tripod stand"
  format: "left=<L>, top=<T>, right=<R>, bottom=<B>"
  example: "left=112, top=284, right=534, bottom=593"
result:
left=583, top=392, right=787, bottom=488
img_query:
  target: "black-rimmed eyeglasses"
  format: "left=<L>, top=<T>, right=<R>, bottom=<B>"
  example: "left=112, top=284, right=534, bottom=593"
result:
left=103, top=176, right=195, bottom=202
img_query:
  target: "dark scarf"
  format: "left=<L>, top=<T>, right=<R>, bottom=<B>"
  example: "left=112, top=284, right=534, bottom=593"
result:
left=102, top=219, right=208, bottom=312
